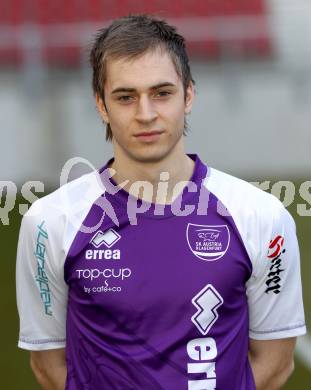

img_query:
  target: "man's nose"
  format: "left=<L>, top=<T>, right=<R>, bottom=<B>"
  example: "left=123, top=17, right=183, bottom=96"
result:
left=135, top=95, right=158, bottom=123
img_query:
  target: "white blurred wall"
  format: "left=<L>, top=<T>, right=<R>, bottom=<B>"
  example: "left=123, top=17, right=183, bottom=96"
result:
left=1, top=0, right=311, bottom=186
left=2, top=62, right=310, bottom=186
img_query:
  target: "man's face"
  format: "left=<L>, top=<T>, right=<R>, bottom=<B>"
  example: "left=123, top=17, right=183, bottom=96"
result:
left=96, top=48, right=194, bottom=163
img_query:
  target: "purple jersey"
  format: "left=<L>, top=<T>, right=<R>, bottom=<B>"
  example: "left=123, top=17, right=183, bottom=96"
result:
left=16, top=154, right=306, bottom=389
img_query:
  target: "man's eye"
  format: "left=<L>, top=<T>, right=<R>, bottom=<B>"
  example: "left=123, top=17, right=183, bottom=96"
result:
left=118, top=96, right=133, bottom=102
left=156, top=91, right=171, bottom=97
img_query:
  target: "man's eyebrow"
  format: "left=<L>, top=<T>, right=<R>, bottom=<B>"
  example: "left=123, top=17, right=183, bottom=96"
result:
left=111, top=82, right=177, bottom=95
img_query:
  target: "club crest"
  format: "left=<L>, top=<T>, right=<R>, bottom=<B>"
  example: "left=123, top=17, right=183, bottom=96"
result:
left=186, top=223, right=230, bottom=262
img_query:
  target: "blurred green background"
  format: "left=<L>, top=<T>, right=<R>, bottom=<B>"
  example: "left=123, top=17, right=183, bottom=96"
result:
left=1, top=182, right=310, bottom=388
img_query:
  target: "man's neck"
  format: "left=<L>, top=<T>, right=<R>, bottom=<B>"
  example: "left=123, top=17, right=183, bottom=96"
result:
left=108, top=145, right=195, bottom=205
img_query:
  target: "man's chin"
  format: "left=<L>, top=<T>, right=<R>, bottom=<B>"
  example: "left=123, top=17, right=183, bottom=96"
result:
left=126, top=147, right=171, bottom=164
left=113, top=133, right=184, bottom=164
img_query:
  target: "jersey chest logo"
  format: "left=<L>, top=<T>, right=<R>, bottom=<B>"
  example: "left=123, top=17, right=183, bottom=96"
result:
left=186, top=223, right=230, bottom=262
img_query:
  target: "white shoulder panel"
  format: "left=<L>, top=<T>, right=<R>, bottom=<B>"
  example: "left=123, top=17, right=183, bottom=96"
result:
left=16, top=169, right=105, bottom=350
left=203, top=167, right=306, bottom=339
left=203, top=167, right=280, bottom=270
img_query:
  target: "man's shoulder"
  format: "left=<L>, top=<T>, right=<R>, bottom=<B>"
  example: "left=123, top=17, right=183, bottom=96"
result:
left=205, top=167, right=283, bottom=215
left=204, top=168, right=285, bottom=228
left=24, top=170, right=105, bottom=224
left=204, top=167, right=292, bottom=266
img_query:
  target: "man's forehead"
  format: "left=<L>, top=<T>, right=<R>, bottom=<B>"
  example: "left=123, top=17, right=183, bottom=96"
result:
left=105, top=50, right=181, bottom=91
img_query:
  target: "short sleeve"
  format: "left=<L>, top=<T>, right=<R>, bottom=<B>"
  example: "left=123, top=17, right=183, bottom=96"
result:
left=246, top=204, right=306, bottom=340
left=16, top=203, right=68, bottom=350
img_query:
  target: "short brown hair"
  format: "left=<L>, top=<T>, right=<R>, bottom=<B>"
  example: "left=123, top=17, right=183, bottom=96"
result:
left=89, top=14, right=195, bottom=141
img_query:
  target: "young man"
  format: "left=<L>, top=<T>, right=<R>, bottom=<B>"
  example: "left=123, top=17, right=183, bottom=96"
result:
left=16, top=15, right=306, bottom=390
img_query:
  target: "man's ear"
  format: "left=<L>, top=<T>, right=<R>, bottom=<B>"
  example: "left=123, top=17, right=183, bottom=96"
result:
left=184, top=81, right=195, bottom=115
left=95, top=93, right=109, bottom=123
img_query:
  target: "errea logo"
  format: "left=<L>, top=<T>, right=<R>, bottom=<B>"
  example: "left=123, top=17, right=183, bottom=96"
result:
left=86, top=228, right=121, bottom=260
left=91, top=228, right=121, bottom=248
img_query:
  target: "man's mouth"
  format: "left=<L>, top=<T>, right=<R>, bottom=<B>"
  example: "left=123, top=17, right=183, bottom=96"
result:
left=134, top=130, right=164, bottom=142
